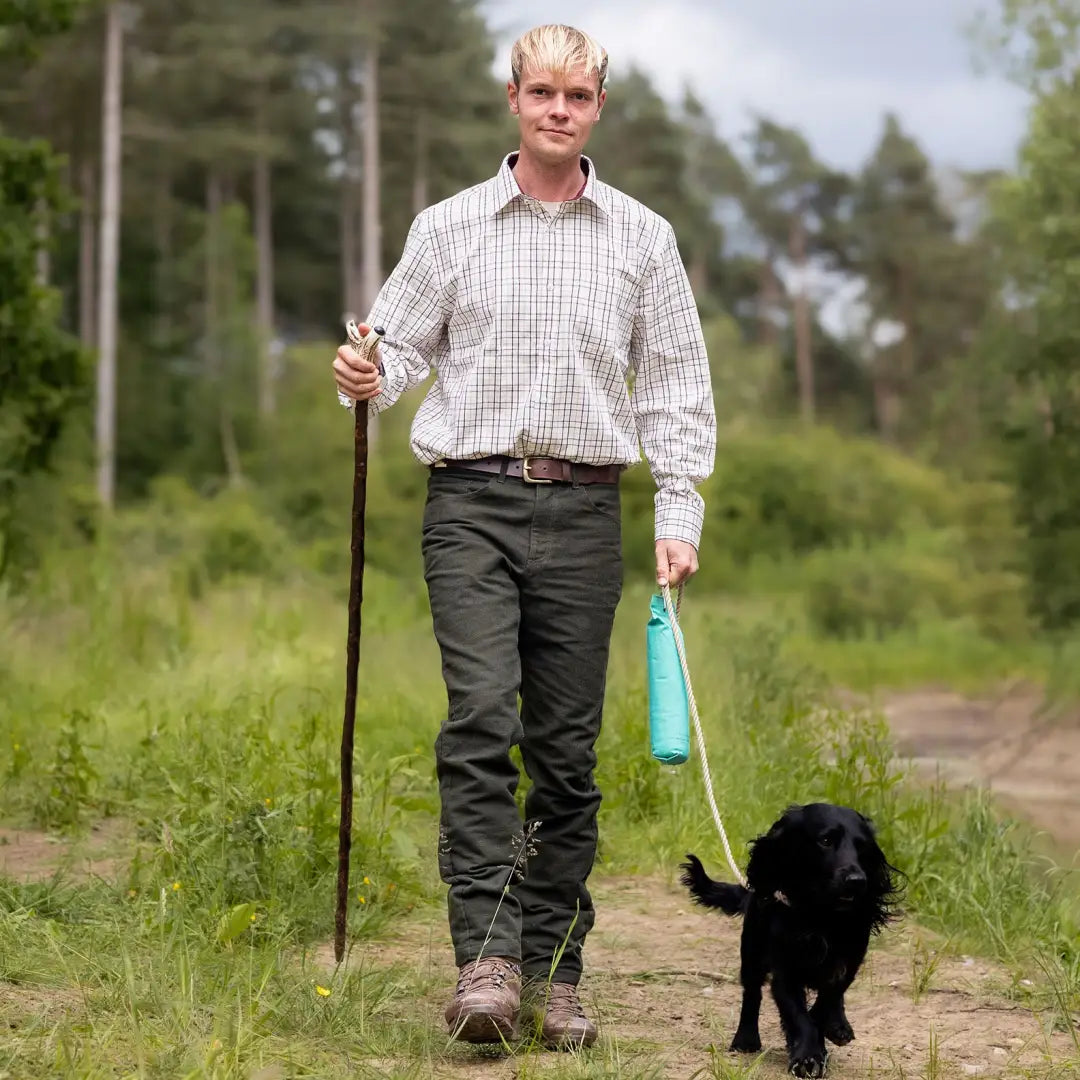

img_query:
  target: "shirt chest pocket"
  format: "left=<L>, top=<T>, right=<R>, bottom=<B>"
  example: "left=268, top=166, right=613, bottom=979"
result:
left=571, top=251, right=641, bottom=359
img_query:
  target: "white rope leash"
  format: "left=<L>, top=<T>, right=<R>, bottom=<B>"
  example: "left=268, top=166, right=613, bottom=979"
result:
left=661, top=582, right=748, bottom=889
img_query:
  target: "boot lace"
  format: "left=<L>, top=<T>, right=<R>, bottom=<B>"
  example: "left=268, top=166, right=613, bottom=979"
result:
left=456, top=957, right=518, bottom=997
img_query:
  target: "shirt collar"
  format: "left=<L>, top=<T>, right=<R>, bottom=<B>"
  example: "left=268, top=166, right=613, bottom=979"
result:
left=490, top=152, right=610, bottom=216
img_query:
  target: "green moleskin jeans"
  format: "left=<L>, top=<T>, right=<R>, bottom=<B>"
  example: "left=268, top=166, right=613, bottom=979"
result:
left=420, top=465, right=624, bottom=985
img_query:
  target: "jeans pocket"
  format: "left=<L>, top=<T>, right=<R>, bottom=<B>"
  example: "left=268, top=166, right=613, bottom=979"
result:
left=577, top=483, right=622, bottom=524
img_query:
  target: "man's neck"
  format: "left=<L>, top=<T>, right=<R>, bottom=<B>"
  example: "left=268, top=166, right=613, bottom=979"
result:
left=511, top=150, right=586, bottom=203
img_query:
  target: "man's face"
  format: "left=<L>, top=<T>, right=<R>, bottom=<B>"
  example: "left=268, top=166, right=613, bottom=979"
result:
left=508, top=66, right=605, bottom=166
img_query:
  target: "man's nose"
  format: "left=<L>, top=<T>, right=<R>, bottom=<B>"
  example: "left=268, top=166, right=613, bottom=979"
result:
left=548, top=94, right=570, bottom=117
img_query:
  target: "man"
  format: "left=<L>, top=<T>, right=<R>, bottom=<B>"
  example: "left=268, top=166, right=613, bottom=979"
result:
left=333, top=23, right=715, bottom=1049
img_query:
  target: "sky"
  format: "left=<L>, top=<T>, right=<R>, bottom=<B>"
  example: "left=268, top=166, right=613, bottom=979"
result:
left=480, top=0, right=1030, bottom=174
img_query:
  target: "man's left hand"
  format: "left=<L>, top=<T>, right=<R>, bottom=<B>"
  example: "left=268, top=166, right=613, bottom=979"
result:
left=655, top=539, right=699, bottom=588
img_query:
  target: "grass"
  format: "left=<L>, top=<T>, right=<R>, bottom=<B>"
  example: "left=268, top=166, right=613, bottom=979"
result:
left=2, top=547, right=1080, bottom=1076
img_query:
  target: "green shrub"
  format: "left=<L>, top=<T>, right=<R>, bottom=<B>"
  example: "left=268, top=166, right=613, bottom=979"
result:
left=803, top=535, right=1030, bottom=643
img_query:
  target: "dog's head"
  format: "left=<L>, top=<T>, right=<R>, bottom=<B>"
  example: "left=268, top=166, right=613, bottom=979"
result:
left=746, top=803, right=902, bottom=927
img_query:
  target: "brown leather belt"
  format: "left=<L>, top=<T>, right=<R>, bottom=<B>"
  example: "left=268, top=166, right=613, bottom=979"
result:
left=432, top=455, right=622, bottom=485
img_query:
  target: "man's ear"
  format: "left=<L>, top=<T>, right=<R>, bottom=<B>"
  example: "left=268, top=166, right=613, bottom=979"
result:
left=507, top=80, right=520, bottom=116
left=596, top=87, right=606, bottom=120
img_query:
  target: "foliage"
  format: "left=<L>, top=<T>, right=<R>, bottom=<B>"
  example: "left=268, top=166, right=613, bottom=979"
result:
left=0, top=0, right=89, bottom=579
left=981, top=67, right=1080, bottom=628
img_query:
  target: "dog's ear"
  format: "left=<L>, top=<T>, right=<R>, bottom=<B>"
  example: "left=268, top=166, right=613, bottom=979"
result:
left=860, top=826, right=905, bottom=927
left=746, top=807, right=798, bottom=895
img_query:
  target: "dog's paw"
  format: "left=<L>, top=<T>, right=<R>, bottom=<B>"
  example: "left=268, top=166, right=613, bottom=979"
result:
left=730, top=1028, right=762, bottom=1054
left=823, top=1017, right=854, bottom=1046
left=788, top=1047, right=828, bottom=1078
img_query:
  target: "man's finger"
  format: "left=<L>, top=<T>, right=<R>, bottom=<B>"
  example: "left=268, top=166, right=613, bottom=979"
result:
left=336, top=346, right=379, bottom=374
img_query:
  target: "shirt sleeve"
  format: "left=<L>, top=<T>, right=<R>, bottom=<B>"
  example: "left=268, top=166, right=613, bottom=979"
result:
left=628, top=223, right=717, bottom=549
left=338, top=211, right=448, bottom=414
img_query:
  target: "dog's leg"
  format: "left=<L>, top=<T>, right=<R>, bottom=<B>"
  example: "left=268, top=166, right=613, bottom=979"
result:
left=809, top=985, right=855, bottom=1046
left=729, top=915, right=765, bottom=1053
left=771, top=973, right=828, bottom=1078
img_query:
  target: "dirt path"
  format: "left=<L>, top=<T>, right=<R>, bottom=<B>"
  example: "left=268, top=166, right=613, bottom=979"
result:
left=333, top=876, right=1077, bottom=1078
left=870, top=686, right=1080, bottom=856
left=4, top=688, right=1080, bottom=1077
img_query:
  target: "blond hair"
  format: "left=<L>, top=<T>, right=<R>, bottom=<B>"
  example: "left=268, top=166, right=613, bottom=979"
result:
left=510, top=24, right=608, bottom=91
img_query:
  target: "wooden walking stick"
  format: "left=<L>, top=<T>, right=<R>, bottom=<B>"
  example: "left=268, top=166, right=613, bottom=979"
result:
left=335, top=319, right=384, bottom=964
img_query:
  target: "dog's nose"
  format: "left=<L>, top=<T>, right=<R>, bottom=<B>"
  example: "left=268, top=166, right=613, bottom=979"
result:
left=842, top=868, right=866, bottom=891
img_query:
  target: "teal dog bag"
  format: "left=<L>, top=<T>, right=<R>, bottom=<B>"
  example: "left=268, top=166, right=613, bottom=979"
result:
left=646, top=591, right=690, bottom=765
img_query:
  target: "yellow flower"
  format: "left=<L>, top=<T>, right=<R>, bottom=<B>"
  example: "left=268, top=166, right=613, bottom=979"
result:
left=315, top=985, right=331, bottom=997
left=249, top=913, right=257, bottom=922
left=264, top=797, right=272, bottom=806
left=362, top=876, right=371, bottom=885
left=171, top=881, right=182, bottom=892
left=358, top=895, right=366, bottom=904
left=128, top=889, right=137, bottom=898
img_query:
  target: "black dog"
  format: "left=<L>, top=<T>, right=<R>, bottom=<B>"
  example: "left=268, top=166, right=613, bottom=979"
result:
left=681, top=803, right=902, bottom=1078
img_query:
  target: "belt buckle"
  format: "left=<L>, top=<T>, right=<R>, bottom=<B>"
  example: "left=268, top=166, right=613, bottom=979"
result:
left=521, top=456, right=552, bottom=484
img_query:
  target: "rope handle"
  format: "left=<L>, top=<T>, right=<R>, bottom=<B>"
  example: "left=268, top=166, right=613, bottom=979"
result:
left=660, top=581, right=748, bottom=889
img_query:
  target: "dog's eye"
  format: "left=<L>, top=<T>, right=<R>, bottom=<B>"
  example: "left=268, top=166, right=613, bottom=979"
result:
left=818, top=836, right=833, bottom=848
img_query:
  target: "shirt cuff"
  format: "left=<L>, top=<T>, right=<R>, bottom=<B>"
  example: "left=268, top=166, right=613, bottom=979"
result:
left=655, top=488, right=705, bottom=549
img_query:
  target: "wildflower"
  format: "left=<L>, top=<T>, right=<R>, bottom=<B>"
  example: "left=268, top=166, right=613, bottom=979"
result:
left=362, top=876, right=371, bottom=885
left=357, top=895, right=366, bottom=904
left=315, top=985, right=331, bottom=997
left=128, top=889, right=137, bottom=898
left=250, top=913, right=257, bottom=922
left=171, top=881, right=182, bottom=892
left=264, top=797, right=272, bottom=807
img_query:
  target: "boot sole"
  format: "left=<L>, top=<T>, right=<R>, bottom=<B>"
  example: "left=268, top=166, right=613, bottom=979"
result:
left=447, top=1009, right=516, bottom=1044
left=540, top=1029, right=597, bottom=1051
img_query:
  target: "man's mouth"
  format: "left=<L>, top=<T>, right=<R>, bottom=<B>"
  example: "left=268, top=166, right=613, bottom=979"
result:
left=543, top=129, right=573, bottom=137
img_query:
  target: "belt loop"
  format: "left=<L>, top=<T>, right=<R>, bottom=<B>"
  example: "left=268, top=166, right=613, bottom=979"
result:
left=498, top=456, right=508, bottom=483
left=571, top=462, right=580, bottom=487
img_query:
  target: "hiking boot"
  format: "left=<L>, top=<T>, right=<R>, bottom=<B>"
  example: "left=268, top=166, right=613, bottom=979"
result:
left=444, top=956, right=521, bottom=1043
left=523, top=980, right=598, bottom=1049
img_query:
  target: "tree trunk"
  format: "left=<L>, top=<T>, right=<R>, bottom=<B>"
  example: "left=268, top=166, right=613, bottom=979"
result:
left=872, top=349, right=902, bottom=442
left=360, top=37, right=382, bottom=314
left=35, top=200, right=50, bottom=286
left=758, top=256, right=780, bottom=349
left=153, top=157, right=172, bottom=346
left=688, top=247, right=707, bottom=300
left=412, top=108, right=429, bottom=216
left=898, top=261, right=918, bottom=416
left=361, top=36, right=382, bottom=446
left=79, top=158, right=96, bottom=347
left=254, top=96, right=276, bottom=417
left=205, top=171, right=243, bottom=487
left=788, top=211, right=815, bottom=423
left=340, top=181, right=359, bottom=318
left=96, top=2, right=124, bottom=509
left=338, top=54, right=360, bottom=320
left=205, top=171, right=221, bottom=370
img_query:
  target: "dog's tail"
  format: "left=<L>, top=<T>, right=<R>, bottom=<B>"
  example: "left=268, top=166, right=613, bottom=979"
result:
left=680, top=853, right=750, bottom=916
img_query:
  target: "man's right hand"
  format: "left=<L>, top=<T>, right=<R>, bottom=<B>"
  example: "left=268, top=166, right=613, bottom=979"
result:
left=333, top=322, right=384, bottom=402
